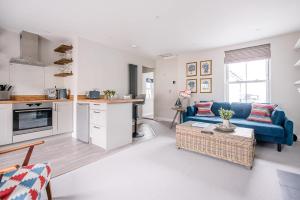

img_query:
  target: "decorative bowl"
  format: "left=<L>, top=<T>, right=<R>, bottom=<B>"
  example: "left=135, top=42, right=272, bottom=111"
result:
left=215, top=123, right=236, bottom=132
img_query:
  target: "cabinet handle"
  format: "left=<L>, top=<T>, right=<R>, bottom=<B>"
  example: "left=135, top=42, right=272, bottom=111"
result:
left=93, top=126, right=101, bottom=129
left=93, top=111, right=100, bottom=113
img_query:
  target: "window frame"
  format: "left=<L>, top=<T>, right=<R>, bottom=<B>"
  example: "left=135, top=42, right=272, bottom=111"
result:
left=224, top=59, right=271, bottom=103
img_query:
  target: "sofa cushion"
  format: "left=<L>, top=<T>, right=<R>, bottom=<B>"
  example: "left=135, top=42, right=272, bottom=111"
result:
left=247, top=103, right=277, bottom=123
left=195, top=102, right=215, bottom=117
left=231, top=103, right=252, bottom=119
left=230, top=118, right=284, bottom=138
left=211, top=102, right=231, bottom=116
left=0, top=163, right=52, bottom=200
left=271, top=107, right=286, bottom=126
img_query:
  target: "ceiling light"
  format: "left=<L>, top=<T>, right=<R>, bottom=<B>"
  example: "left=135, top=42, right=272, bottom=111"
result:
left=159, top=53, right=177, bottom=59
left=131, top=44, right=137, bottom=48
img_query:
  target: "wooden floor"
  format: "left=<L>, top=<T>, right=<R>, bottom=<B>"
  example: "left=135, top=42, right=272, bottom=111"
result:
left=0, top=122, right=156, bottom=177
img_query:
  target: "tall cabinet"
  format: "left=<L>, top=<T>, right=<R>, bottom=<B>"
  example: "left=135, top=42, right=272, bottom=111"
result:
left=53, top=101, right=73, bottom=135
left=0, top=104, right=12, bottom=145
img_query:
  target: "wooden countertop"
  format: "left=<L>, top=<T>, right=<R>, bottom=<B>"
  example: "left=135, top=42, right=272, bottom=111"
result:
left=0, top=99, right=73, bottom=104
left=78, top=98, right=143, bottom=104
left=0, top=97, right=142, bottom=105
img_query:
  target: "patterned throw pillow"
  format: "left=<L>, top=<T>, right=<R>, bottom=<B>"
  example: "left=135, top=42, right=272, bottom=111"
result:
left=247, top=103, right=277, bottom=123
left=195, top=102, right=215, bottom=117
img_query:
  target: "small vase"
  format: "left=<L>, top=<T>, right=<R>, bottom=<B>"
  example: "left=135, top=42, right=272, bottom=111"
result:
left=223, top=119, right=230, bottom=128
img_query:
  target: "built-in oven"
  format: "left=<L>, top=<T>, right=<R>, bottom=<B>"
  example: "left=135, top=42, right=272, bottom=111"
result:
left=13, top=102, right=53, bottom=135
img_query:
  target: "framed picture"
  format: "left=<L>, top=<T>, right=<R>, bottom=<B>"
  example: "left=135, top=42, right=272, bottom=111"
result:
left=186, top=62, right=197, bottom=77
left=200, top=60, right=212, bottom=76
left=186, top=79, right=197, bottom=93
left=200, top=78, right=212, bottom=93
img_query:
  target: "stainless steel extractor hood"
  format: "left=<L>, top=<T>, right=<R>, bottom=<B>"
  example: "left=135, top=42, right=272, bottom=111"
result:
left=10, top=31, right=45, bottom=67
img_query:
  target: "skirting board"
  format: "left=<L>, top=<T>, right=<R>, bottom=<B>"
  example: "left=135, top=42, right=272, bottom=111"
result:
left=13, top=129, right=53, bottom=143
left=154, top=117, right=174, bottom=122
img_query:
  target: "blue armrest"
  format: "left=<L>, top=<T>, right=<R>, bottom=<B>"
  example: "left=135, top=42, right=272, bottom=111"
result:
left=183, top=106, right=196, bottom=122
left=271, top=107, right=285, bottom=126
left=186, top=106, right=196, bottom=116
left=284, top=117, right=294, bottom=146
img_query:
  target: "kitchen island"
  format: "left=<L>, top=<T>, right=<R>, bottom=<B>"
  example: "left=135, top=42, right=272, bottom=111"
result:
left=76, top=98, right=143, bottom=150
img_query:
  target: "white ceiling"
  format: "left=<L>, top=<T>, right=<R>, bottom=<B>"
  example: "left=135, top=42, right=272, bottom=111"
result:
left=0, top=0, right=300, bottom=58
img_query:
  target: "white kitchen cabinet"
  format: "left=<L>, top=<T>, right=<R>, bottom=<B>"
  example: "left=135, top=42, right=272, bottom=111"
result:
left=53, top=102, right=73, bottom=135
left=88, top=102, right=132, bottom=150
left=0, top=104, right=13, bottom=146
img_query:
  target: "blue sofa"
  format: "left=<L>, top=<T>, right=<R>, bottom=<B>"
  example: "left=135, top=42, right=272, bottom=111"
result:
left=183, top=102, right=294, bottom=152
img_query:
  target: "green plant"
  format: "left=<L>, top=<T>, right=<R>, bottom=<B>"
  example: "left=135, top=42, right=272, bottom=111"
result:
left=219, top=108, right=235, bottom=120
left=103, top=90, right=116, bottom=98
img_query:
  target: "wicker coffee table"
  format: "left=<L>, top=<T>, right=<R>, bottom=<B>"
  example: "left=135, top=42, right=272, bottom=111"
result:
left=176, top=121, right=255, bottom=169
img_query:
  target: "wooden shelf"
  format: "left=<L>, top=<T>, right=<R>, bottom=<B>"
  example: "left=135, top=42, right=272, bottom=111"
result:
left=54, top=72, right=73, bottom=77
left=54, top=44, right=73, bottom=53
left=54, top=58, right=73, bottom=65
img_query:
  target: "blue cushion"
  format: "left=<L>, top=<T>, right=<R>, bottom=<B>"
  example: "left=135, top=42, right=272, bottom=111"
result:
left=271, top=107, right=285, bottom=126
left=230, top=118, right=284, bottom=138
left=231, top=103, right=252, bottom=119
left=211, top=102, right=231, bottom=116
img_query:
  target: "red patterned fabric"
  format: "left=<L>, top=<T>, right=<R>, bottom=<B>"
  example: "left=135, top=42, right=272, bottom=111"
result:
left=0, top=163, right=51, bottom=200
left=247, top=103, right=277, bottom=123
left=195, top=102, right=215, bottom=117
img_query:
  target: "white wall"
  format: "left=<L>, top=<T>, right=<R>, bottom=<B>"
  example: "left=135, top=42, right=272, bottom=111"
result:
left=77, top=37, right=155, bottom=96
left=0, top=29, right=65, bottom=95
left=154, top=58, right=179, bottom=121
left=155, top=32, right=300, bottom=133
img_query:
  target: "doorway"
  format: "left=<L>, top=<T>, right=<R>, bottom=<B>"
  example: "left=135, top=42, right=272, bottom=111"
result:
left=142, top=67, right=154, bottom=119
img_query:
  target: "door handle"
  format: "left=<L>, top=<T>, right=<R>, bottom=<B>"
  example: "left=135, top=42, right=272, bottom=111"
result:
left=93, top=111, right=100, bottom=114
left=93, top=126, right=101, bottom=129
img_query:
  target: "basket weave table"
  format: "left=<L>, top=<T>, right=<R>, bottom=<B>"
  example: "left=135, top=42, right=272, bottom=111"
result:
left=176, top=121, right=255, bottom=169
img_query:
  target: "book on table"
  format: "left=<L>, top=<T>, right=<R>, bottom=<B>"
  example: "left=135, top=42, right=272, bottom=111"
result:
left=191, top=122, right=210, bottom=128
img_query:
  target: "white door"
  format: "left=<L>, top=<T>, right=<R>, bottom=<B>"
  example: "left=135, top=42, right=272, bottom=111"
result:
left=142, top=72, right=154, bottom=118
left=56, top=102, right=73, bottom=134
left=0, top=104, right=12, bottom=145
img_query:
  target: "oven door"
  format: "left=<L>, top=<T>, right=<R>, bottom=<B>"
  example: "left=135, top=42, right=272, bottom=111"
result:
left=13, top=108, right=53, bottom=135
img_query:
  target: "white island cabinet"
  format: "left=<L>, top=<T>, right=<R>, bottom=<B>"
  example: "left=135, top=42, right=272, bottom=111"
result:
left=0, top=104, right=13, bottom=145
left=53, top=101, right=73, bottom=135
left=77, top=101, right=133, bottom=150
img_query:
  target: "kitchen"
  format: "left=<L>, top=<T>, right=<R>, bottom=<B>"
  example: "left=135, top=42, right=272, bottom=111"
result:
left=0, top=29, right=152, bottom=151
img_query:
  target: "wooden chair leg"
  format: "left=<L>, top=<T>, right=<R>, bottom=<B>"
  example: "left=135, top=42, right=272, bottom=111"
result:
left=46, top=181, right=52, bottom=200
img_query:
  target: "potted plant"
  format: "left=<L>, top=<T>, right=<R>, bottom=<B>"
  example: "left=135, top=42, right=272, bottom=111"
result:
left=219, top=108, right=235, bottom=128
left=103, top=90, right=116, bottom=100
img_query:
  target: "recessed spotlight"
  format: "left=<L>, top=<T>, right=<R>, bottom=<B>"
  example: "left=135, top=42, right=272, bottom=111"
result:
left=131, top=44, right=137, bottom=48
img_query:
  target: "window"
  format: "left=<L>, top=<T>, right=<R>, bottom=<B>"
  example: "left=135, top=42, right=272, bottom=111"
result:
left=225, top=59, right=270, bottom=103
left=224, top=44, right=271, bottom=103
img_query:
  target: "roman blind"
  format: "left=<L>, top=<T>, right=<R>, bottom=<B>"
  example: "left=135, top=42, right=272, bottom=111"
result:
left=224, top=44, right=271, bottom=64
